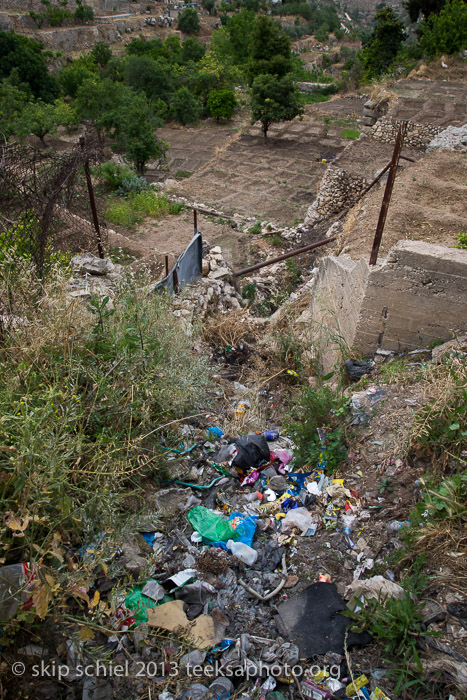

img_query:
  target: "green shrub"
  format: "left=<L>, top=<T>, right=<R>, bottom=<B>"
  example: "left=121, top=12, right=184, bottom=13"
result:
left=177, top=7, right=200, bottom=34
left=74, top=0, right=94, bottom=23
left=206, top=88, right=237, bottom=121
left=286, top=385, right=349, bottom=472
left=117, top=175, right=149, bottom=195
left=94, top=162, right=137, bottom=191
left=172, top=86, right=202, bottom=125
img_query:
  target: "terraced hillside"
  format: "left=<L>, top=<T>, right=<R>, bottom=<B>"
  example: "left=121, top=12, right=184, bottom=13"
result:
left=167, top=103, right=364, bottom=227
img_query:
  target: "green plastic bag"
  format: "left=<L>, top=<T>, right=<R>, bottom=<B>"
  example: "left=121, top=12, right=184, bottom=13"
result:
left=125, top=583, right=172, bottom=625
left=187, top=506, right=238, bottom=544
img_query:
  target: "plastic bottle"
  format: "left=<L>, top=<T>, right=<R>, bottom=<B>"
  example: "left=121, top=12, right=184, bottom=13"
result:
left=387, top=520, right=411, bottom=531
left=341, top=514, right=356, bottom=549
left=226, top=540, right=258, bottom=565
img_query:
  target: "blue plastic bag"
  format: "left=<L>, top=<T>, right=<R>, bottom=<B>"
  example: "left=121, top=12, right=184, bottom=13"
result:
left=214, top=512, right=257, bottom=550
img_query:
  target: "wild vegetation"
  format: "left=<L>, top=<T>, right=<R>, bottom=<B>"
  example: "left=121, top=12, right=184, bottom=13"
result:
left=0, top=0, right=466, bottom=695
left=0, top=271, right=213, bottom=633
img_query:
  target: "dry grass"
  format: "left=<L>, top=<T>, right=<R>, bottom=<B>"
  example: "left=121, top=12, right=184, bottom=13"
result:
left=202, top=309, right=260, bottom=349
left=369, top=82, right=398, bottom=111
left=409, top=356, right=467, bottom=462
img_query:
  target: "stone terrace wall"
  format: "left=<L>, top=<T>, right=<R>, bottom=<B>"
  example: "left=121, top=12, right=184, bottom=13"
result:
left=0, top=0, right=80, bottom=9
left=308, top=241, right=467, bottom=369
left=305, top=166, right=368, bottom=224
left=371, top=116, right=442, bottom=149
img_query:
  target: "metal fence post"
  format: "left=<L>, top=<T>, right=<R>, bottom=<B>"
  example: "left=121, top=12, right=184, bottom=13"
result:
left=369, top=121, right=408, bottom=266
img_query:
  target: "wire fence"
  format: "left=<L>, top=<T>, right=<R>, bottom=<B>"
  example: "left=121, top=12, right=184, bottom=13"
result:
left=0, top=127, right=107, bottom=278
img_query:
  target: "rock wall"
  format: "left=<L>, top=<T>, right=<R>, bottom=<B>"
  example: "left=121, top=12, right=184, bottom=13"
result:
left=371, top=116, right=442, bottom=149
left=0, top=0, right=79, bottom=9
left=308, top=241, right=467, bottom=370
left=305, top=166, right=368, bottom=224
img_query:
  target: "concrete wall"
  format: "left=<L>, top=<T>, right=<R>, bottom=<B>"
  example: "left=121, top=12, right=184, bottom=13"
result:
left=309, top=241, right=467, bottom=369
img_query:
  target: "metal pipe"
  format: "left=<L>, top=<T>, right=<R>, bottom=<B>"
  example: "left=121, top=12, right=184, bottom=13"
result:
left=358, top=161, right=391, bottom=199
left=370, top=121, right=408, bottom=266
left=233, top=236, right=336, bottom=277
left=80, top=137, right=104, bottom=260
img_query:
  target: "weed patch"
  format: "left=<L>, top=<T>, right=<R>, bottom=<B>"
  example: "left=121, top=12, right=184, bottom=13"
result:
left=105, top=191, right=182, bottom=228
left=0, top=281, right=212, bottom=637
left=286, top=385, right=349, bottom=472
left=341, top=128, right=360, bottom=139
left=248, top=221, right=262, bottom=235
left=409, top=356, right=467, bottom=462
left=454, top=231, right=467, bottom=249
left=345, top=557, right=434, bottom=698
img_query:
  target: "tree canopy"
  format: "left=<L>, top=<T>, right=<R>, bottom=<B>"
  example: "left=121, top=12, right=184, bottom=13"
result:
left=0, top=30, right=58, bottom=101
left=177, top=8, right=201, bottom=34
left=418, top=0, right=467, bottom=55
left=248, top=15, right=293, bottom=83
left=361, top=8, right=405, bottom=80
left=404, top=0, right=446, bottom=22
left=207, top=88, right=237, bottom=121
left=250, top=73, right=303, bottom=138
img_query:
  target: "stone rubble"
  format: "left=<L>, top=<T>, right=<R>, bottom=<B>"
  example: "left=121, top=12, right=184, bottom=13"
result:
left=68, top=253, right=126, bottom=300
left=426, top=124, right=467, bottom=153
left=164, top=245, right=251, bottom=333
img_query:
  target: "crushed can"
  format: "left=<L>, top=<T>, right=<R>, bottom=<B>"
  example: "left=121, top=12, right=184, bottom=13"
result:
left=301, top=680, right=332, bottom=700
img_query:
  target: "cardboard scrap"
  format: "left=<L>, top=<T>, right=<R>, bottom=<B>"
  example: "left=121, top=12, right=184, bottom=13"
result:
left=146, top=600, right=220, bottom=649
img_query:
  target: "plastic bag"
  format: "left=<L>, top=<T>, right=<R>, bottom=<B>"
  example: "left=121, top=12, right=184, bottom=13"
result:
left=187, top=506, right=238, bottom=544
left=125, top=584, right=172, bottom=625
left=228, top=512, right=257, bottom=546
left=216, top=433, right=270, bottom=472
left=214, top=511, right=258, bottom=550
left=282, top=507, right=314, bottom=534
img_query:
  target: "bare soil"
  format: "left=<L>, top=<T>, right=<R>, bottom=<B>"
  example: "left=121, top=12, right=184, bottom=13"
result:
left=168, top=106, right=361, bottom=227
left=108, top=210, right=257, bottom=275
left=337, top=150, right=467, bottom=260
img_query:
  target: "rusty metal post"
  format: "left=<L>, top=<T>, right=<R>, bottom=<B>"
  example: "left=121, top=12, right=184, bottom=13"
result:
left=234, top=235, right=336, bottom=277
left=165, top=255, right=169, bottom=277
left=369, top=121, right=408, bottom=266
left=80, top=137, right=105, bottom=260
left=194, top=208, right=198, bottom=233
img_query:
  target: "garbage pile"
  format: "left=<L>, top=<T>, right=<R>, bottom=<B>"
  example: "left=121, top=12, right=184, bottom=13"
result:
left=0, top=423, right=398, bottom=700
left=122, top=427, right=393, bottom=699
